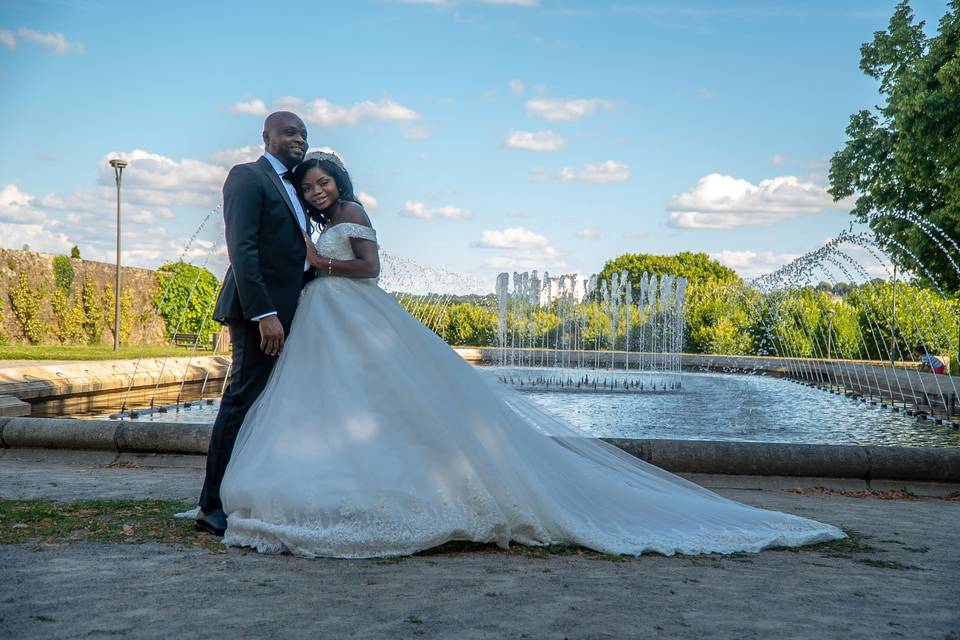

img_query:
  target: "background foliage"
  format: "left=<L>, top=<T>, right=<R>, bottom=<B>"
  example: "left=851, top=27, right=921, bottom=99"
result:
left=153, top=262, right=221, bottom=344
left=829, top=0, right=960, bottom=291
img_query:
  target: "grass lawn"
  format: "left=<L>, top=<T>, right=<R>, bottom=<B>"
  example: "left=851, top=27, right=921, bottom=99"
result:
left=0, top=344, right=211, bottom=361
left=0, top=498, right=612, bottom=559
left=0, top=500, right=900, bottom=568
left=0, top=499, right=225, bottom=552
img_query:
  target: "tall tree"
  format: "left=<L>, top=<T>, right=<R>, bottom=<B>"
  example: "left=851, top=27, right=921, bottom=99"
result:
left=829, top=1, right=960, bottom=291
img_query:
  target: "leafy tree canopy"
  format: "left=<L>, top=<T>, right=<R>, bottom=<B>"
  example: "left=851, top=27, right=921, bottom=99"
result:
left=598, top=252, right=740, bottom=292
left=829, top=0, right=960, bottom=291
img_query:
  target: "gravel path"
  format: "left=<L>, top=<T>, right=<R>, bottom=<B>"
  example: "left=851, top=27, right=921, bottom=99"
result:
left=1, top=448, right=958, bottom=639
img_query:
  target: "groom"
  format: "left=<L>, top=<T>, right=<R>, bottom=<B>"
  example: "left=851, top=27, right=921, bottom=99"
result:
left=196, top=111, right=313, bottom=536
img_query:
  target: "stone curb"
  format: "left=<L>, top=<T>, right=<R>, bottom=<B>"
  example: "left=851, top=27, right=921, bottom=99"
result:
left=1, top=416, right=958, bottom=482
left=605, top=439, right=960, bottom=483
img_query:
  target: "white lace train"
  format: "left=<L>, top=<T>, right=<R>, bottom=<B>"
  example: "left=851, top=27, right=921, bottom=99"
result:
left=220, top=225, right=844, bottom=558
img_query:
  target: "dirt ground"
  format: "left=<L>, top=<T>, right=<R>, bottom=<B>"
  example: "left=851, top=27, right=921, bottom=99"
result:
left=1, top=448, right=958, bottom=640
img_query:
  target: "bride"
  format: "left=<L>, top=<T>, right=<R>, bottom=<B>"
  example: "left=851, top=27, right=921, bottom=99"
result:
left=219, top=152, right=844, bottom=558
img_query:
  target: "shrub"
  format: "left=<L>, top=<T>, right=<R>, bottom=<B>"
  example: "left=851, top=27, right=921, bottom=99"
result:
left=153, top=262, right=221, bottom=343
left=52, top=255, right=75, bottom=293
left=9, top=273, right=46, bottom=344
left=443, top=303, right=498, bottom=346
left=82, top=277, right=107, bottom=344
left=51, top=288, right=86, bottom=344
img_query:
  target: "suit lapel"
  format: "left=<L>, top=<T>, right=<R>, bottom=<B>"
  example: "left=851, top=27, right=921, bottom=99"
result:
left=256, top=156, right=303, bottom=231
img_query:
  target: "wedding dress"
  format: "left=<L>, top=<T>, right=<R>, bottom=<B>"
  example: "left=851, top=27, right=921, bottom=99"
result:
left=220, top=222, right=844, bottom=558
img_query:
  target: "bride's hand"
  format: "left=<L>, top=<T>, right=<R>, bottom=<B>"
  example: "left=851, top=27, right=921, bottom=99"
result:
left=302, top=231, right=324, bottom=268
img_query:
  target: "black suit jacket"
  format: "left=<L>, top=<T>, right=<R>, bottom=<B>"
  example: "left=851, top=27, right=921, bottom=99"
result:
left=213, top=156, right=311, bottom=330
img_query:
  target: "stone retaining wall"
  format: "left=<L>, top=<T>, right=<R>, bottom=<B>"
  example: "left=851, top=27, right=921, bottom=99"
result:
left=0, top=248, right=166, bottom=345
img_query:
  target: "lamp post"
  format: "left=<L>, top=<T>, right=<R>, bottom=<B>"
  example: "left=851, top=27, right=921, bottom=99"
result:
left=109, top=158, right=128, bottom=351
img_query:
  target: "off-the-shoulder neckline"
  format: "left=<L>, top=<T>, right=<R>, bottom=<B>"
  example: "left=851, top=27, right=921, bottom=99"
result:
left=322, top=222, right=375, bottom=233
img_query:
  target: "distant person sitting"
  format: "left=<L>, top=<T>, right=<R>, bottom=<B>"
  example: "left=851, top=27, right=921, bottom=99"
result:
left=914, top=345, right=947, bottom=375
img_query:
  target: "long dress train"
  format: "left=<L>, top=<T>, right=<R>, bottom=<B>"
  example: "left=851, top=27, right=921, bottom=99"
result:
left=220, top=222, right=844, bottom=558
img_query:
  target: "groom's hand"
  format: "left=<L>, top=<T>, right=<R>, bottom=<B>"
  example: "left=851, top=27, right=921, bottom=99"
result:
left=258, top=315, right=285, bottom=356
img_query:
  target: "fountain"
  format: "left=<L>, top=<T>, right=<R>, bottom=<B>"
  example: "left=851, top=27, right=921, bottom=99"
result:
left=19, top=206, right=955, bottom=448
left=491, top=269, right=688, bottom=393
left=746, top=224, right=960, bottom=427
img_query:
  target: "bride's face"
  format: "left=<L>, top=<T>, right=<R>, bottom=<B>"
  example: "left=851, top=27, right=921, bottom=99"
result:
left=300, top=167, right=340, bottom=212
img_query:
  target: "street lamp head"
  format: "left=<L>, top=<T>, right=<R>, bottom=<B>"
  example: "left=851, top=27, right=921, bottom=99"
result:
left=109, top=158, right=128, bottom=169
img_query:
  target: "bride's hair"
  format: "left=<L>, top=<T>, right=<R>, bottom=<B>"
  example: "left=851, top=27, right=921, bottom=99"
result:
left=292, top=157, right=361, bottom=227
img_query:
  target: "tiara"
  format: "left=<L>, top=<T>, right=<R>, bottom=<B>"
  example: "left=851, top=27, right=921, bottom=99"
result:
left=304, top=150, right=347, bottom=173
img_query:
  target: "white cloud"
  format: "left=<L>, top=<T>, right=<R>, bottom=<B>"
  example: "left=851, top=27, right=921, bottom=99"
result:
left=230, top=96, right=421, bottom=127
left=1, top=28, right=84, bottom=55
left=13, top=150, right=225, bottom=252
left=508, top=79, right=525, bottom=95
left=575, top=227, right=603, bottom=239
left=525, top=98, right=612, bottom=121
left=0, top=168, right=231, bottom=274
left=709, top=250, right=803, bottom=278
left=0, top=222, right=72, bottom=254
left=504, top=130, right=566, bottom=151
left=229, top=99, right=269, bottom=117
left=208, top=145, right=262, bottom=168
left=358, top=192, right=379, bottom=211
left=471, top=227, right=565, bottom=270
left=38, top=193, right=65, bottom=208
left=0, top=183, right=48, bottom=224
left=302, top=98, right=418, bottom=126
left=97, top=150, right=225, bottom=208
left=399, top=200, right=471, bottom=219
left=771, top=153, right=785, bottom=166
left=559, top=160, right=630, bottom=183
left=472, top=227, right=554, bottom=250
left=667, top=173, right=842, bottom=229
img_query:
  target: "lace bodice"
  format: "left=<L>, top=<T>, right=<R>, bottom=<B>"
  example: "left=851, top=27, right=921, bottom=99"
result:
left=314, top=222, right=377, bottom=261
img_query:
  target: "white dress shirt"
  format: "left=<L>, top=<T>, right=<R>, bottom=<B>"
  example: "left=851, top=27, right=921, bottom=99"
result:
left=251, top=152, right=311, bottom=322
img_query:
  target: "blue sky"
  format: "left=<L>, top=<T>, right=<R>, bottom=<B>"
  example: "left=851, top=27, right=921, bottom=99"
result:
left=0, top=0, right=951, bottom=285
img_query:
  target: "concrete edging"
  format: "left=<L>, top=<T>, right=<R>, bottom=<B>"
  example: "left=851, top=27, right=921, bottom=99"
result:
left=0, top=417, right=957, bottom=482
left=604, top=438, right=960, bottom=483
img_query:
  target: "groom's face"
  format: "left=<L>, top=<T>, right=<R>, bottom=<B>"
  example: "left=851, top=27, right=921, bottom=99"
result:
left=264, top=115, right=308, bottom=168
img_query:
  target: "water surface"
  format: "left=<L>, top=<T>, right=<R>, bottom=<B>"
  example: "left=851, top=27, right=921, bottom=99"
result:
left=76, top=369, right=958, bottom=448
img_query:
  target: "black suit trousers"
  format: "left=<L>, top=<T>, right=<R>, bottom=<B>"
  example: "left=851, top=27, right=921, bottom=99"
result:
left=199, top=321, right=278, bottom=512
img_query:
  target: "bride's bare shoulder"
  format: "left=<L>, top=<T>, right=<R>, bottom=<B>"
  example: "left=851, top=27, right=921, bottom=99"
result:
left=334, top=201, right=371, bottom=227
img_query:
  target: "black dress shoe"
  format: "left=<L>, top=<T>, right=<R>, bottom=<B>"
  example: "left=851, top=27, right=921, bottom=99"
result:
left=195, top=508, right=227, bottom=536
